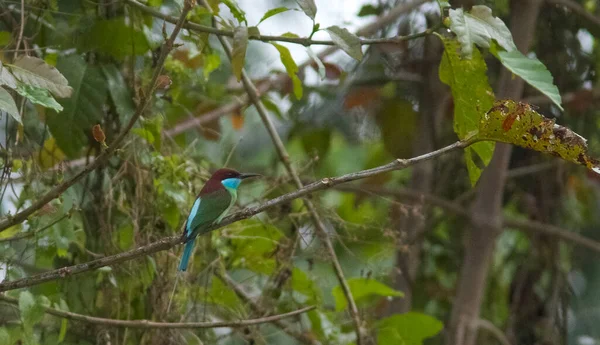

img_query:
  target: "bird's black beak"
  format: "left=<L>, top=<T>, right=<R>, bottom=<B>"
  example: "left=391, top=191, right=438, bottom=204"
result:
left=239, top=173, right=261, bottom=180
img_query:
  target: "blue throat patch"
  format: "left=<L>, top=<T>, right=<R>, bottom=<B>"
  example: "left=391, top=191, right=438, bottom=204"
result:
left=221, top=178, right=242, bottom=189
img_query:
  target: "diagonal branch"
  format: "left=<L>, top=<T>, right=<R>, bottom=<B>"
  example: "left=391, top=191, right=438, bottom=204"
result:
left=0, top=0, right=195, bottom=233
left=200, top=3, right=375, bottom=344
left=125, top=0, right=431, bottom=47
left=0, top=138, right=473, bottom=292
left=0, top=294, right=314, bottom=329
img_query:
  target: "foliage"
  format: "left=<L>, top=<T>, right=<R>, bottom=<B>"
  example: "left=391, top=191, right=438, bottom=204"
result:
left=0, top=1, right=596, bottom=345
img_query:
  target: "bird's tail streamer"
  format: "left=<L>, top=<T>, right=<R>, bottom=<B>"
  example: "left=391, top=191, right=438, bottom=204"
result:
left=166, top=272, right=180, bottom=314
left=178, top=240, right=195, bottom=272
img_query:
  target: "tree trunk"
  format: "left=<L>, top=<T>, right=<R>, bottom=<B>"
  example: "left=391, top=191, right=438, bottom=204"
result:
left=446, top=1, right=543, bottom=344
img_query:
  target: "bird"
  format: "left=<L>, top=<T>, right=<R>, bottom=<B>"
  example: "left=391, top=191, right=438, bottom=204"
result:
left=178, top=168, right=260, bottom=272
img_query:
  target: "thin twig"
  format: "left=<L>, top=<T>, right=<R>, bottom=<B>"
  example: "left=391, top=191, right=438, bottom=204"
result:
left=0, top=294, right=314, bottom=329
left=12, top=0, right=25, bottom=60
left=337, top=184, right=600, bottom=254
left=125, top=0, right=432, bottom=47
left=0, top=138, right=473, bottom=292
left=202, top=3, right=369, bottom=343
left=0, top=0, right=194, bottom=233
left=0, top=212, right=70, bottom=243
left=215, top=270, right=318, bottom=345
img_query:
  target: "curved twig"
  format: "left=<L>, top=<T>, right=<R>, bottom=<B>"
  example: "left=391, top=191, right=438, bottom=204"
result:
left=125, top=0, right=432, bottom=47
left=0, top=294, right=314, bottom=329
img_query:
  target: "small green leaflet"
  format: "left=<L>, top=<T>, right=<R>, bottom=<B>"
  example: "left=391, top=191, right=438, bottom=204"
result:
left=203, top=53, right=221, bottom=79
left=325, top=25, right=363, bottom=61
left=449, top=6, right=516, bottom=58
left=332, top=277, right=403, bottom=311
left=271, top=43, right=303, bottom=99
left=222, top=0, right=247, bottom=25
left=101, top=64, right=135, bottom=122
left=16, top=84, right=63, bottom=112
left=377, top=312, right=443, bottom=345
left=0, top=87, right=21, bottom=123
left=296, top=0, right=317, bottom=20
left=258, top=7, right=291, bottom=25
left=232, top=26, right=249, bottom=81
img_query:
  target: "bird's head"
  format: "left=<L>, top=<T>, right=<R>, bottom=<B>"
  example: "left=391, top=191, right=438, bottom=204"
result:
left=209, top=168, right=261, bottom=190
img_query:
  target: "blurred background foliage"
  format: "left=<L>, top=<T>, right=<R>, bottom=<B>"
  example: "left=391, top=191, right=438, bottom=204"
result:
left=0, top=0, right=600, bottom=345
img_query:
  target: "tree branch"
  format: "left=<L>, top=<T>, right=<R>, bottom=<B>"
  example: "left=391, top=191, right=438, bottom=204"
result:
left=545, top=0, right=600, bottom=29
left=215, top=270, right=318, bottom=345
left=0, top=212, right=70, bottom=243
left=125, top=0, right=433, bottom=47
left=336, top=184, right=600, bottom=254
left=0, top=140, right=474, bottom=292
left=0, top=0, right=195, bottom=233
left=0, top=294, right=314, bottom=329
left=201, top=2, right=374, bottom=343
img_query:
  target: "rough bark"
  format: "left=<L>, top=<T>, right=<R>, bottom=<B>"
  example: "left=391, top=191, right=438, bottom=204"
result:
left=446, top=1, right=543, bottom=344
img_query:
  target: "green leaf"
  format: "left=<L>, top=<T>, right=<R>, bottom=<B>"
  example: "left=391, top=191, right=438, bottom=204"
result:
left=16, top=84, right=63, bottom=112
left=232, top=26, right=249, bottom=82
left=478, top=100, right=600, bottom=172
left=81, top=19, right=150, bottom=59
left=0, top=31, right=10, bottom=45
left=271, top=43, right=303, bottom=99
left=47, top=55, right=107, bottom=157
left=19, top=291, right=45, bottom=329
left=0, top=87, right=20, bottom=123
left=296, top=0, right=317, bottom=20
left=8, top=56, right=73, bottom=98
left=281, top=32, right=300, bottom=38
left=203, top=52, right=221, bottom=79
left=58, top=319, right=67, bottom=343
left=492, top=46, right=563, bottom=110
left=262, top=97, right=283, bottom=119
left=358, top=4, right=383, bottom=17
left=325, top=25, right=363, bottom=61
left=222, top=0, right=247, bottom=25
left=258, top=7, right=291, bottom=24
left=439, top=38, right=495, bottom=185
left=332, top=278, right=404, bottom=311
left=449, top=5, right=516, bottom=58
left=101, top=64, right=135, bottom=123
left=376, top=312, right=443, bottom=345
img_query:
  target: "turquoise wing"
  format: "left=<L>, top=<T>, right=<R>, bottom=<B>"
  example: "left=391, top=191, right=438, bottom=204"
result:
left=184, top=190, right=232, bottom=240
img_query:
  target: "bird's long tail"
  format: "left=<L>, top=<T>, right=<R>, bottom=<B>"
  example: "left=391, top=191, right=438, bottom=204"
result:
left=178, top=240, right=195, bottom=272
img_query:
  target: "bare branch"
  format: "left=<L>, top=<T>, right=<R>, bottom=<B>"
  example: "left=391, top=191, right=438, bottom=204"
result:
left=0, top=294, right=314, bottom=329
left=0, top=0, right=195, bottom=233
left=0, top=138, right=473, bottom=292
left=201, top=2, right=372, bottom=342
left=125, top=0, right=434, bottom=47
